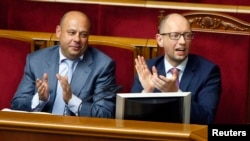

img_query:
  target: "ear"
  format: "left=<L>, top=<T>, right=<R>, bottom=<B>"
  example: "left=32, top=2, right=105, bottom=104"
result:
left=155, top=34, right=164, bottom=47
left=55, top=25, right=61, bottom=38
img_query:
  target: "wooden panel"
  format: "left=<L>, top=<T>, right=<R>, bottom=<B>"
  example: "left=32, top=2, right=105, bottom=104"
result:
left=0, top=30, right=35, bottom=51
left=50, top=33, right=148, bottom=57
left=183, top=12, right=250, bottom=35
left=0, top=29, right=148, bottom=56
left=0, top=29, right=52, bottom=41
left=157, top=11, right=250, bottom=35
left=0, top=29, right=52, bottom=52
left=0, top=111, right=207, bottom=141
left=29, top=0, right=250, bottom=14
left=145, top=39, right=158, bottom=59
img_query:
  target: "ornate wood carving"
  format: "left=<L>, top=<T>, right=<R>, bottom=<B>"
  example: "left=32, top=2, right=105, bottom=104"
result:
left=183, top=12, right=250, bottom=35
left=158, top=11, right=250, bottom=35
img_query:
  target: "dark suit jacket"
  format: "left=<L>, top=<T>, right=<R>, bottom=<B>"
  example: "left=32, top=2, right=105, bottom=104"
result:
left=131, top=54, right=222, bottom=124
left=11, top=45, right=117, bottom=118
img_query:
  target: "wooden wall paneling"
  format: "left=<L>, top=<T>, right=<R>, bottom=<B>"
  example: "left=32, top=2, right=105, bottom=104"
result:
left=29, top=0, right=250, bottom=14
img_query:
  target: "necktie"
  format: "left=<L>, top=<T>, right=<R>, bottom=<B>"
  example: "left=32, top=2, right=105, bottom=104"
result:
left=64, top=59, right=74, bottom=83
left=169, top=68, right=180, bottom=88
left=63, top=59, right=75, bottom=115
left=52, top=59, right=74, bottom=115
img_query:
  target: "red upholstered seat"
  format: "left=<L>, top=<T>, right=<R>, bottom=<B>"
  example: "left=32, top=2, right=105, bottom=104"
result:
left=89, top=41, right=136, bottom=93
left=0, top=34, right=33, bottom=109
left=190, top=32, right=249, bottom=124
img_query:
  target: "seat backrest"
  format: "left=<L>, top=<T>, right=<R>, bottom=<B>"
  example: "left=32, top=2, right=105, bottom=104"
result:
left=88, top=36, right=137, bottom=93
left=185, top=12, right=250, bottom=124
left=0, top=33, right=33, bottom=109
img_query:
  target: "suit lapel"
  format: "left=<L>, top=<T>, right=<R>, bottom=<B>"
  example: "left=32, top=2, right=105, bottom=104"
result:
left=46, top=47, right=59, bottom=91
left=180, top=56, right=196, bottom=91
left=155, top=57, right=166, bottom=76
left=44, top=46, right=60, bottom=108
left=153, top=58, right=166, bottom=92
left=70, top=49, right=93, bottom=97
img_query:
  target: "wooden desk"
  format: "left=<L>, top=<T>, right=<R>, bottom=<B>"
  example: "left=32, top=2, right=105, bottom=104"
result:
left=190, top=127, right=208, bottom=141
left=0, top=111, right=207, bottom=141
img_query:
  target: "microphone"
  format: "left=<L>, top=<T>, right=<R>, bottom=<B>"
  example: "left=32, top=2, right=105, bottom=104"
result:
left=77, top=85, right=123, bottom=116
left=82, top=85, right=123, bottom=102
left=89, top=85, right=123, bottom=117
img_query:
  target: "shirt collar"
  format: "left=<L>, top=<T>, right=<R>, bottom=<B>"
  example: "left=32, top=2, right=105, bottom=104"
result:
left=164, top=56, right=188, bottom=73
left=58, top=48, right=84, bottom=64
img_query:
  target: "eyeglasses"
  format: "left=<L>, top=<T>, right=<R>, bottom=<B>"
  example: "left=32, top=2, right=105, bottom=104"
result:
left=160, top=32, right=194, bottom=40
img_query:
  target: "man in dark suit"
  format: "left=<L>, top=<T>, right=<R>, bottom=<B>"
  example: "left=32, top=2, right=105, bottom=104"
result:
left=131, top=13, right=221, bottom=124
left=11, top=11, right=117, bottom=118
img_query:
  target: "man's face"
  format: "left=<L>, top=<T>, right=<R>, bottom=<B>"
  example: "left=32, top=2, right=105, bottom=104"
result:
left=56, top=15, right=90, bottom=60
left=156, top=16, right=192, bottom=66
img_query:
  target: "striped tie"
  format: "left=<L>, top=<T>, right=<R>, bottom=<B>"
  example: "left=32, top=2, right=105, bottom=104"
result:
left=169, top=68, right=179, bottom=88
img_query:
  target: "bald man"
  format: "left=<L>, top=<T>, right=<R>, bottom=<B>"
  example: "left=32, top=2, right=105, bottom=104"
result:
left=131, top=13, right=222, bottom=124
left=11, top=11, right=117, bottom=118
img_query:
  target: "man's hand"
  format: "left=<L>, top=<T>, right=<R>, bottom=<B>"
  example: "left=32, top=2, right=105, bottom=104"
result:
left=135, top=56, right=154, bottom=92
left=152, top=68, right=179, bottom=92
left=36, top=73, right=49, bottom=101
left=56, top=74, right=72, bottom=104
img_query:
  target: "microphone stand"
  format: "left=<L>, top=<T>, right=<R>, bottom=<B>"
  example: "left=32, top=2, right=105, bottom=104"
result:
left=77, top=85, right=123, bottom=117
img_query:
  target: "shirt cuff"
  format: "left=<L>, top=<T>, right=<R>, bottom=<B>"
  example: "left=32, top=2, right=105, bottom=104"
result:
left=31, top=92, right=48, bottom=111
left=67, top=94, right=82, bottom=116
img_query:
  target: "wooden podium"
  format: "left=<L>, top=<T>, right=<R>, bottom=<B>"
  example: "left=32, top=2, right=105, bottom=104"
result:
left=0, top=111, right=207, bottom=141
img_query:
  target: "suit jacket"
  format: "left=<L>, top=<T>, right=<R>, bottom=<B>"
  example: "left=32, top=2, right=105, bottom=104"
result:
left=131, top=54, right=222, bottom=124
left=11, top=45, right=117, bottom=118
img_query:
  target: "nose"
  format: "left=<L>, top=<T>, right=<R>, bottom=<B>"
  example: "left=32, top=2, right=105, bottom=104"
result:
left=178, top=35, right=186, bottom=44
left=73, top=34, right=80, bottom=42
